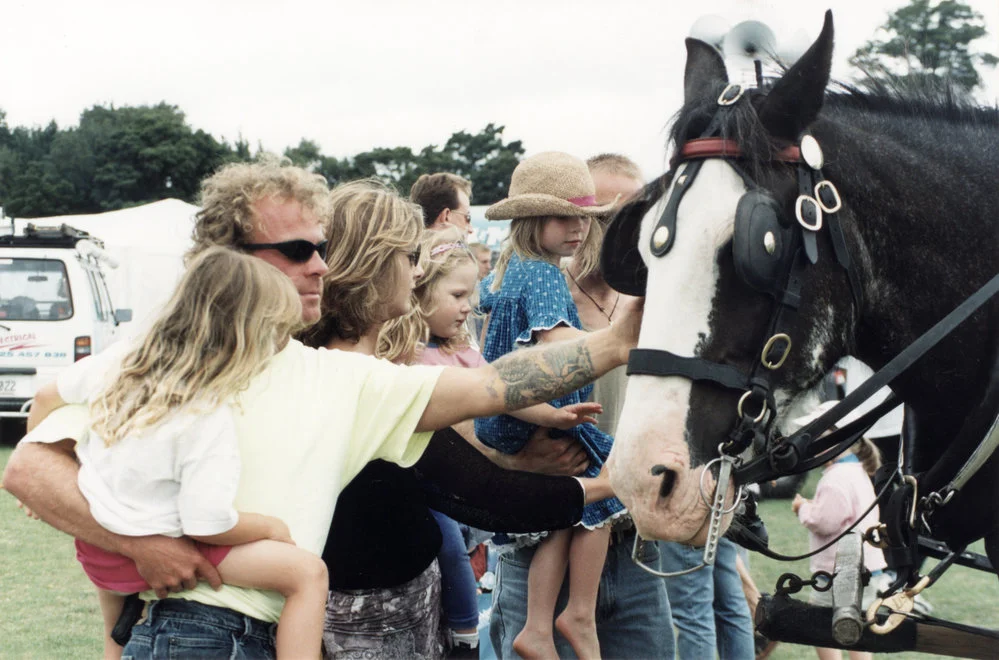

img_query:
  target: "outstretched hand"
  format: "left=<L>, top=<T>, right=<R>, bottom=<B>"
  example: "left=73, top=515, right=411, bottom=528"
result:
left=546, top=402, right=603, bottom=430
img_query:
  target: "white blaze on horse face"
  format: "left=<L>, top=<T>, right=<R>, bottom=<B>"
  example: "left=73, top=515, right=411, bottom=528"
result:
left=608, top=160, right=748, bottom=543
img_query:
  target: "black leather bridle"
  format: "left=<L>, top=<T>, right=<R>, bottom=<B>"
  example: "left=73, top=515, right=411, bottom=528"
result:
left=617, top=83, right=865, bottom=473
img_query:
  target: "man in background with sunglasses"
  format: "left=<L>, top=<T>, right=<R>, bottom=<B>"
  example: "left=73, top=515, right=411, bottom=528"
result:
left=410, top=172, right=474, bottom=237
left=5, top=159, right=645, bottom=658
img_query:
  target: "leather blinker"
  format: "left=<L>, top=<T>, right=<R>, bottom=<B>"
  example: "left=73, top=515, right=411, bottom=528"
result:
left=732, top=190, right=795, bottom=297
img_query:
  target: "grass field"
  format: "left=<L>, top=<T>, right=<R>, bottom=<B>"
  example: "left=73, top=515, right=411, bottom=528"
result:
left=2, top=445, right=997, bottom=659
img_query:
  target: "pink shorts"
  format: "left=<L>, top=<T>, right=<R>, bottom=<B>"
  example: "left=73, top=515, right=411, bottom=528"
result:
left=75, top=539, right=232, bottom=593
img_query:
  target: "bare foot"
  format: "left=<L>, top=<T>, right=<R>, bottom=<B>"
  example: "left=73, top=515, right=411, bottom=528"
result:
left=513, top=626, right=558, bottom=660
left=555, top=609, right=601, bottom=660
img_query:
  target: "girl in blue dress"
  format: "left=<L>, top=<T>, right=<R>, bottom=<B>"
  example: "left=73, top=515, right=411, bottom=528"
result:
left=476, top=152, right=626, bottom=659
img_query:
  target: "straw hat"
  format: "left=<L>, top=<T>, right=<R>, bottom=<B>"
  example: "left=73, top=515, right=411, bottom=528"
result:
left=485, top=151, right=619, bottom=221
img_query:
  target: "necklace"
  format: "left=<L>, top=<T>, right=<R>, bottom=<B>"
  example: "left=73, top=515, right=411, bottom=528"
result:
left=568, top=270, right=620, bottom=325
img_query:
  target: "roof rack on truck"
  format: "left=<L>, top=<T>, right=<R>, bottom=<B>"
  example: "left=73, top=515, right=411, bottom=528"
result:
left=0, top=222, right=106, bottom=250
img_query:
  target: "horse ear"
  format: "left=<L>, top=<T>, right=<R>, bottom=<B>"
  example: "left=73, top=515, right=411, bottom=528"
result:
left=684, top=38, right=728, bottom=105
left=757, top=10, right=834, bottom=141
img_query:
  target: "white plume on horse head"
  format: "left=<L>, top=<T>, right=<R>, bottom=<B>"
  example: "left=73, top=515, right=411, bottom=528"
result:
left=688, top=14, right=730, bottom=53
left=722, top=20, right=777, bottom=86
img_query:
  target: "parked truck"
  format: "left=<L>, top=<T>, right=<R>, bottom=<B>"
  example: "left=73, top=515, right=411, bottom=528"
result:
left=0, top=216, right=131, bottom=443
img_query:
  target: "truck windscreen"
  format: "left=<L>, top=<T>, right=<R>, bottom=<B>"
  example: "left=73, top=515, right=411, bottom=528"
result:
left=0, top=258, right=73, bottom=321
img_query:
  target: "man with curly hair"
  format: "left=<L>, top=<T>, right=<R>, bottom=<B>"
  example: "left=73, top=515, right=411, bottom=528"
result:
left=189, top=157, right=331, bottom=324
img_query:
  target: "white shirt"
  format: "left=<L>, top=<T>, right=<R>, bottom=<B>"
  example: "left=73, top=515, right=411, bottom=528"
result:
left=53, top=340, right=240, bottom=539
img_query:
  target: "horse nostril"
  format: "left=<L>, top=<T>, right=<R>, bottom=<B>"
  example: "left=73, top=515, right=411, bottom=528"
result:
left=650, top=464, right=677, bottom=499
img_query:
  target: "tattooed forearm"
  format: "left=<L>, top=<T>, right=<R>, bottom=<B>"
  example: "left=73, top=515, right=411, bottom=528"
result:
left=489, top=340, right=596, bottom=410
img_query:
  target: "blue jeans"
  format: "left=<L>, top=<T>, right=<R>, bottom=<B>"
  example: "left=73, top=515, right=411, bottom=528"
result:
left=122, top=599, right=277, bottom=659
left=660, top=538, right=754, bottom=660
left=489, top=528, right=674, bottom=659
left=431, top=509, right=481, bottom=630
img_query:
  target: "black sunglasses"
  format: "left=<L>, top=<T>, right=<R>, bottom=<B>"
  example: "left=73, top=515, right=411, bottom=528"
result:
left=242, top=239, right=329, bottom=263
left=407, top=245, right=422, bottom=266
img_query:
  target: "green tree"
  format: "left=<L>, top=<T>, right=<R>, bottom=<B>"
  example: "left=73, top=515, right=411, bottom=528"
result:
left=315, top=124, right=524, bottom=203
left=429, top=123, right=524, bottom=205
left=78, top=103, right=232, bottom=210
left=0, top=121, right=80, bottom=217
left=284, top=138, right=324, bottom=171
left=850, top=0, right=999, bottom=92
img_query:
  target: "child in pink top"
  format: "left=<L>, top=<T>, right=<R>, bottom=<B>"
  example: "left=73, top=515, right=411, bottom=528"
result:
left=376, top=227, right=602, bottom=652
left=789, top=401, right=887, bottom=660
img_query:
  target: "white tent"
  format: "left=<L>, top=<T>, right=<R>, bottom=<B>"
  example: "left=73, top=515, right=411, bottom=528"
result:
left=469, top=205, right=509, bottom=250
left=29, top=199, right=198, bottom=333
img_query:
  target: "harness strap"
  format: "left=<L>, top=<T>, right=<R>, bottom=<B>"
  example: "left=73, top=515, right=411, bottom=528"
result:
left=824, top=208, right=865, bottom=313
left=627, top=350, right=749, bottom=391
left=735, top=396, right=901, bottom=485
left=649, top=161, right=703, bottom=257
left=732, top=272, right=999, bottom=484
left=947, top=412, right=999, bottom=495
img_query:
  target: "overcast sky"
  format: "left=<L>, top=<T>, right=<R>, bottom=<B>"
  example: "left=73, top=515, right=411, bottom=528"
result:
left=2, top=0, right=997, bottom=182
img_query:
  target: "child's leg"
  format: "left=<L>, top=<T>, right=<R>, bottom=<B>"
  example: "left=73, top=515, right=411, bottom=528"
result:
left=430, top=511, right=480, bottom=640
left=96, top=589, right=125, bottom=660
left=216, top=540, right=329, bottom=660
left=512, top=529, right=572, bottom=660
left=554, top=526, right=611, bottom=660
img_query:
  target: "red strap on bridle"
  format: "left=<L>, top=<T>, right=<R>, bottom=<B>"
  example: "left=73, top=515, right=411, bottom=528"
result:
left=680, top=137, right=802, bottom=163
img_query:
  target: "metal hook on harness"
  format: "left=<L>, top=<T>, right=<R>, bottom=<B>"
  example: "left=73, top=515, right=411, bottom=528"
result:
left=866, top=576, right=930, bottom=634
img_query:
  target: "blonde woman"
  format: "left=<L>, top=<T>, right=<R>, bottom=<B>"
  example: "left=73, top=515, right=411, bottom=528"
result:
left=22, top=247, right=329, bottom=660
left=299, top=180, right=614, bottom=660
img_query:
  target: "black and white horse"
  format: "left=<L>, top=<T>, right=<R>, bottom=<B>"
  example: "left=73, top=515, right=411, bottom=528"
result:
left=604, top=11, right=999, bottom=569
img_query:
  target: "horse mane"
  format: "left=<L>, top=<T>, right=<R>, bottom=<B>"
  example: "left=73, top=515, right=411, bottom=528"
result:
left=665, top=76, right=999, bottom=182
left=826, top=79, right=999, bottom=127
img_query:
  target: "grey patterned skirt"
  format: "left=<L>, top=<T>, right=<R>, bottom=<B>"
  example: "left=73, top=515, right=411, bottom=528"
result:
left=322, top=560, right=447, bottom=660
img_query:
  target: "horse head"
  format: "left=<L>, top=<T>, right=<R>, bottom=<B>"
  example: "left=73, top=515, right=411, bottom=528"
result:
left=604, top=12, right=868, bottom=543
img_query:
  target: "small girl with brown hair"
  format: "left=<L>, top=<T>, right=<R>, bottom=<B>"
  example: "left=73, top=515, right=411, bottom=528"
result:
left=475, top=152, right=626, bottom=659
left=24, top=247, right=329, bottom=659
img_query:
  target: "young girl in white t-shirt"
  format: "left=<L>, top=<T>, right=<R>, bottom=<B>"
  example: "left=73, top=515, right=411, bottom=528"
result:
left=28, top=247, right=328, bottom=659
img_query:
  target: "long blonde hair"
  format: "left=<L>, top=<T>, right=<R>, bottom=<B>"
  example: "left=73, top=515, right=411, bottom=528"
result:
left=91, top=247, right=302, bottom=446
left=298, top=179, right=423, bottom=347
left=490, top=215, right=602, bottom=291
left=378, top=227, right=478, bottom=363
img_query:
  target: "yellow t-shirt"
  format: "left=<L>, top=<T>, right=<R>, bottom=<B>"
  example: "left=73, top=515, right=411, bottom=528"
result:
left=30, top=339, right=443, bottom=622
